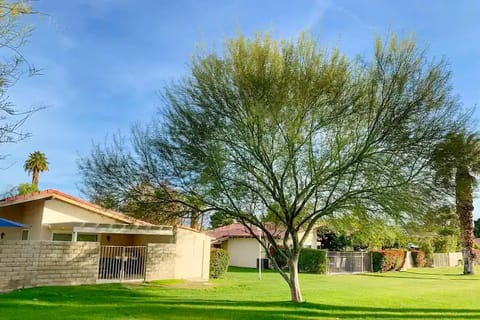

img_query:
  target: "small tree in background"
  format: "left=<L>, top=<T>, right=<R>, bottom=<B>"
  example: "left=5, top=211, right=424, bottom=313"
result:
left=209, top=211, right=234, bottom=229
left=17, top=182, right=38, bottom=195
left=24, top=151, right=49, bottom=187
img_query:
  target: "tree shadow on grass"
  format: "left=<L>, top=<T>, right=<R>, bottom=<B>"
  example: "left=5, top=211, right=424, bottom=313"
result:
left=2, top=286, right=480, bottom=319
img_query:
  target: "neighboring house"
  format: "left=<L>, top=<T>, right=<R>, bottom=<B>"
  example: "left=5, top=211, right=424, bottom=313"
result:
left=0, top=189, right=211, bottom=292
left=205, top=223, right=319, bottom=268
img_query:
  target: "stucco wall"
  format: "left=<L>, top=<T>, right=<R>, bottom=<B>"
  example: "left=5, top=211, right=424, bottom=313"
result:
left=228, top=238, right=266, bottom=268
left=0, top=200, right=44, bottom=240
left=145, top=243, right=176, bottom=281
left=43, top=199, right=119, bottom=225
left=0, top=240, right=99, bottom=292
left=174, top=228, right=211, bottom=280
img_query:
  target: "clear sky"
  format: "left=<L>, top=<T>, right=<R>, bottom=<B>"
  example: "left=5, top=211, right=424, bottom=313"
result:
left=0, top=0, right=479, bottom=216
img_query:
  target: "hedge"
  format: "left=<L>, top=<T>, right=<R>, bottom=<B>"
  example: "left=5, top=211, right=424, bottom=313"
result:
left=210, top=248, right=230, bottom=279
left=270, top=247, right=328, bottom=274
left=411, top=250, right=426, bottom=267
left=298, top=249, right=328, bottom=274
left=371, top=249, right=406, bottom=272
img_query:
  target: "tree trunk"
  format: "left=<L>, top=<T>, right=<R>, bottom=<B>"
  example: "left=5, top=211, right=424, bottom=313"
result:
left=32, top=169, right=39, bottom=186
left=287, top=254, right=303, bottom=303
left=456, top=168, right=476, bottom=275
left=190, top=211, right=200, bottom=230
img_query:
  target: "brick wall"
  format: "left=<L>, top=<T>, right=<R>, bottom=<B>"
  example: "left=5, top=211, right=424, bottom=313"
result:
left=145, top=243, right=175, bottom=281
left=0, top=240, right=99, bottom=292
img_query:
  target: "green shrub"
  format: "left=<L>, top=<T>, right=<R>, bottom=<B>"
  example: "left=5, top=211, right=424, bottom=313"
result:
left=210, top=248, right=230, bottom=279
left=371, top=249, right=406, bottom=272
left=432, top=235, right=457, bottom=253
left=420, top=240, right=434, bottom=266
left=411, top=250, right=426, bottom=267
left=298, top=249, right=328, bottom=274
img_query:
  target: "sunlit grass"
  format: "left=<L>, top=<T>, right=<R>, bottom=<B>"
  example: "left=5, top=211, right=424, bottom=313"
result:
left=1, top=266, right=479, bottom=319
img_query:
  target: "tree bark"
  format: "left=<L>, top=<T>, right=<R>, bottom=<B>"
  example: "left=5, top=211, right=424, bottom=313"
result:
left=287, top=254, right=303, bottom=303
left=32, top=169, right=39, bottom=186
left=455, top=168, right=476, bottom=275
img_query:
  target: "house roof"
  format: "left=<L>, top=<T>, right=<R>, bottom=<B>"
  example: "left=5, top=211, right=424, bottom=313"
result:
left=205, top=222, right=283, bottom=241
left=0, top=189, right=153, bottom=226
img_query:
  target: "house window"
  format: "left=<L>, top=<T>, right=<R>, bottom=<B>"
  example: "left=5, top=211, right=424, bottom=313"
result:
left=52, top=233, right=73, bottom=241
left=21, top=230, right=29, bottom=240
left=77, top=233, right=98, bottom=242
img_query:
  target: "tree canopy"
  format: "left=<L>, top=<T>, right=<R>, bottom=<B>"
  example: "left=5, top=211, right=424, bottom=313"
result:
left=24, top=151, right=48, bottom=187
left=79, top=33, right=463, bottom=302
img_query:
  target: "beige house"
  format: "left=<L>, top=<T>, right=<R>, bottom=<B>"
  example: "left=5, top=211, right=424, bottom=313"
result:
left=0, top=189, right=211, bottom=292
left=206, top=223, right=319, bottom=268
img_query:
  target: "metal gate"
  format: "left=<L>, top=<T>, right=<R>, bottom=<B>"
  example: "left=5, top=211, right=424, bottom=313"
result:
left=328, top=251, right=371, bottom=273
left=98, top=246, right=147, bottom=282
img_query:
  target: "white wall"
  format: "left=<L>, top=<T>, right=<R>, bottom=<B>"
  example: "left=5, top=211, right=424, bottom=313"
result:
left=174, top=228, right=211, bottom=280
left=228, top=238, right=266, bottom=268
left=42, top=199, right=119, bottom=225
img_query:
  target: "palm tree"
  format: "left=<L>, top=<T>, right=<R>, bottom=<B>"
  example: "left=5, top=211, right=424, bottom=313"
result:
left=24, top=151, right=49, bottom=187
left=432, top=131, right=480, bottom=275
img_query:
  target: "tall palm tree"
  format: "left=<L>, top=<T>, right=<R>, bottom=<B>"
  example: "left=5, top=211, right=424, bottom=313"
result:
left=24, top=151, right=49, bottom=187
left=432, top=131, right=480, bottom=275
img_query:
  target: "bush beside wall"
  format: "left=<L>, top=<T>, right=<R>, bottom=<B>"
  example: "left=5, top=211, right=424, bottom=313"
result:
left=411, top=250, right=426, bottom=267
left=371, top=249, right=406, bottom=272
left=210, top=248, right=230, bottom=279
left=298, top=249, right=328, bottom=274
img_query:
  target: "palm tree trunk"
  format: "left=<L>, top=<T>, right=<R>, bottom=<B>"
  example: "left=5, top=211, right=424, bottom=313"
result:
left=455, top=167, right=476, bottom=275
left=32, top=169, right=39, bottom=186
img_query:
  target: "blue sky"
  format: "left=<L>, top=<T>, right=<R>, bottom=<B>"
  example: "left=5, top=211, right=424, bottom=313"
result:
left=1, top=0, right=479, bottom=215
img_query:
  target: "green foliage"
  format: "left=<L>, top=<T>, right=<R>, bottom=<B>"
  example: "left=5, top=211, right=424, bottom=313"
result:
left=209, top=248, right=230, bottom=279
left=17, top=183, right=38, bottom=195
left=326, top=207, right=407, bottom=250
left=411, top=250, right=427, bottom=268
left=420, top=240, right=434, bottom=266
left=371, top=250, right=406, bottom=272
left=474, top=218, right=480, bottom=238
left=316, top=226, right=351, bottom=251
left=298, top=249, right=328, bottom=274
left=432, top=235, right=458, bottom=253
left=24, top=151, right=49, bottom=186
left=209, top=211, right=234, bottom=229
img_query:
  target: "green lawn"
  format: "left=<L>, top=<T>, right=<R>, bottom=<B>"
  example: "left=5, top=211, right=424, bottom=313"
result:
left=1, top=267, right=480, bottom=319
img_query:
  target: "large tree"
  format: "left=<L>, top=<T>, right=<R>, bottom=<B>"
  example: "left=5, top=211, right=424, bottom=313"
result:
left=432, top=131, right=480, bottom=274
left=24, top=151, right=48, bottom=187
left=0, top=1, right=40, bottom=158
left=80, top=34, right=462, bottom=302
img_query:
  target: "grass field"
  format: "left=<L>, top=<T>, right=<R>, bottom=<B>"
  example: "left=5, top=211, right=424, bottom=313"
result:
left=1, top=266, right=480, bottom=319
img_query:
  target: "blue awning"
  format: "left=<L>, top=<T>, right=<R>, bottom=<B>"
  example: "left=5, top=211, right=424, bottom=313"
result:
left=0, top=217, right=29, bottom=228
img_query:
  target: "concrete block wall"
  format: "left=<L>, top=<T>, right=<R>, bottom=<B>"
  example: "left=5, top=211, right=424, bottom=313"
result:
left=0, top=240, right=99, bottom=292
left=145, top=243, right=175, bottom=281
